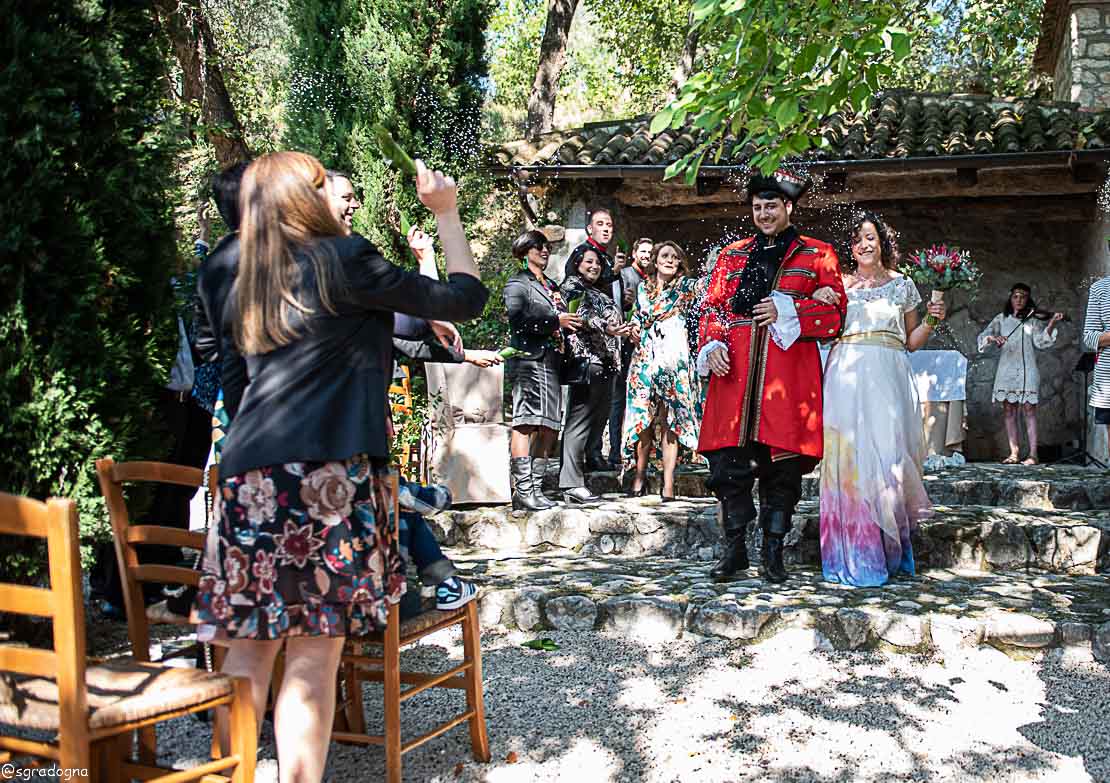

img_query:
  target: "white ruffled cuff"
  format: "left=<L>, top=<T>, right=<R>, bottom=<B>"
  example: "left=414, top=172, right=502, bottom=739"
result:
left=769, top=291, right=800, bottom=351
left=696, top=340, right=728, bottom=377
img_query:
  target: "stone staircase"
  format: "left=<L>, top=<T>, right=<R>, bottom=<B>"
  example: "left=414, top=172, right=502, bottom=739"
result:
left=431, top=464, right=1110, bottom=575
left=429, top=463, right=1110, bottom=657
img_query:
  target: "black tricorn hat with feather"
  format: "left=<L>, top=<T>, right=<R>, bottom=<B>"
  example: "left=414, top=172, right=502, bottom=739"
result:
left=744, top=166, right=812, bottom=204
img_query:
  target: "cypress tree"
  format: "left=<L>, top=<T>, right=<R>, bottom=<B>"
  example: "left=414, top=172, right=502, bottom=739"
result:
left=0, top=1, right=179, bottom=578
left=284, top=0, right=493, bottom=258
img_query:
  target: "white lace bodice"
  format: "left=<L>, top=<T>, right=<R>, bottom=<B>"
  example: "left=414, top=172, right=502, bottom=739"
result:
left=839, top=276, right=921, bottom=343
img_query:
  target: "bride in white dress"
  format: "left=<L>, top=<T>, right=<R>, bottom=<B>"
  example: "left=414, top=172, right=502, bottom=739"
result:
left=813, top=212, right=946, bottom=586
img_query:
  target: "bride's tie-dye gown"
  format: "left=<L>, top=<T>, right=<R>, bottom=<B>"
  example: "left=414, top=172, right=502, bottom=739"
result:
left=820, top=276, right=930, bottom=586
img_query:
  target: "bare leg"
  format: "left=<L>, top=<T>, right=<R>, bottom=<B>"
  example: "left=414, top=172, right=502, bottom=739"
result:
left=661, top=428, right=679, bottom=497
left=215, top=638, right=283, bottom=751
left=533, top=426, right=558, bottom=458
left=633, top=423, right=655, bottom=492
left=511, top=425, right=536, bottom=459
left=1003, top=403, right=1020, bottom=462
left=273, top=635, right=346, bottom=783
left=1022, top=403, right=1039, bottom=464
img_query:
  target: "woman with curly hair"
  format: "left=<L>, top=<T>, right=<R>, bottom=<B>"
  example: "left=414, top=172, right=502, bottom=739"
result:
left=623, top=241, right=705, bottom=500
left=813, top=211, right=945, bottom=587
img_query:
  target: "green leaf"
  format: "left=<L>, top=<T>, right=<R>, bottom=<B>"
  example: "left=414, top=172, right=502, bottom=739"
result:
left=649, top=106, right=675, bottom=135
left=890, top=31, right=911, bottom=60
left=371, top=125, right=417, bottom=177
left=792, top=43, right=822, bottom=76
left=850, top=82, right=871, bottom=112
left=774, top=98, right=799, bottom=128
left=692, top=0, right=718, bottom=23
left=399, top=211, right=412, bottom=239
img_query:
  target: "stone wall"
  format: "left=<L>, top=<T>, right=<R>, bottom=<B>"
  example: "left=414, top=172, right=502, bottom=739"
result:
left=1051, top=1, right=1110, bottom=110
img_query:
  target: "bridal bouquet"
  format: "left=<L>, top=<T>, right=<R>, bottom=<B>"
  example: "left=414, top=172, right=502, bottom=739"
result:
left=899, top=245, right=981, bottom=325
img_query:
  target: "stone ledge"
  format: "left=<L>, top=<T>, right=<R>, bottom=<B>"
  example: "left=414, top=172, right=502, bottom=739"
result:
left=434, top=496, right=1110, bottom=574
left=454, top=552, right=1110, bottom=658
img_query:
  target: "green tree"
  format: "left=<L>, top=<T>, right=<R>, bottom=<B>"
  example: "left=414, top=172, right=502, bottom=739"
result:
left=891, top=0, right=1047, bottom=96
left=652, top=0, right=918, bottom=180
left=0, top=1, right=180, bottom=577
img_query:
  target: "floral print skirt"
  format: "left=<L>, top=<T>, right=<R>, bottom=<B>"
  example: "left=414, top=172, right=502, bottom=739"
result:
left=192, top=455, right=406, bottom=640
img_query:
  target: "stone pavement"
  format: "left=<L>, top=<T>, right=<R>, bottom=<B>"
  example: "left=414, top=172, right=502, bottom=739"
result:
left=453, top=552, right=1110, bottom=658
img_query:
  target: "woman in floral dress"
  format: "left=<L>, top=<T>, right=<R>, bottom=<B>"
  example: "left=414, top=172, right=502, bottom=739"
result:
left=191, top=152, right=487, bottom=781
left=623, top=241, right=704, bottom=500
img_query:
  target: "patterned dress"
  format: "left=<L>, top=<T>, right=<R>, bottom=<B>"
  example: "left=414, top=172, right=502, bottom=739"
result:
left=193, top=456, right=405, bottom=640
left=621, top=276, right=705, bottom=463
left=820, top=276, right=930, bottom=587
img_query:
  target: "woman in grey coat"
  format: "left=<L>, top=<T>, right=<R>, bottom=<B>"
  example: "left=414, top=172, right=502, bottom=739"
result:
left=504, top=230, right=582, bottom=510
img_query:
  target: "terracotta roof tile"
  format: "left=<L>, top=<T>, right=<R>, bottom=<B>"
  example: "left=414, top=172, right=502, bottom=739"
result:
left=493, top=91, right=1110, bottom=170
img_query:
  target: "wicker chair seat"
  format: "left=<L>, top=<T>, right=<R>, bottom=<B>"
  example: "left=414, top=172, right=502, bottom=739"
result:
left=0, top=659, right=232, bottom=731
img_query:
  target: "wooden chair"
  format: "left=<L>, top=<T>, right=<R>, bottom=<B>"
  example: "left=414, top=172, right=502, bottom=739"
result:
left=0, top=491, right=256, bottom=781
left=389, top=365, right=420, bottom=478
left=332, top=473, right=490, bottom=783
left=94, top=457, right=250, bottom=771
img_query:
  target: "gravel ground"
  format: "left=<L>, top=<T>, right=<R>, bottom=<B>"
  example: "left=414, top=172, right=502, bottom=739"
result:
left=154, top=626, right=1110, bottom=783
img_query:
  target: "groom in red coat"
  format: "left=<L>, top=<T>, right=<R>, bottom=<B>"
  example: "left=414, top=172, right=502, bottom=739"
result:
left=697, top=169, right=846, bottom=583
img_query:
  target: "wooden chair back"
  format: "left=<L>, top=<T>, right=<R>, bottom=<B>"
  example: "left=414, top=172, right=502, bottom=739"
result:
left=94, top=457, right=207, bottom=663
left=0, top=493, right=91, bottom=769
left=333, top=471, right=490, bottom=782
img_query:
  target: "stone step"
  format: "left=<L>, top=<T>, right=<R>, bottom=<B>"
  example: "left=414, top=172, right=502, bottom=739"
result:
left=452, top=551, right=1110, bottom=659
left=431, top=495, right=1110, bottom=575
left=561, top=463, right=1110, bottom=511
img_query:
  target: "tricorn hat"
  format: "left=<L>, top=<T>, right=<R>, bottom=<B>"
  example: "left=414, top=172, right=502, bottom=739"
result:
left=745, top=167, right=812, bottom=204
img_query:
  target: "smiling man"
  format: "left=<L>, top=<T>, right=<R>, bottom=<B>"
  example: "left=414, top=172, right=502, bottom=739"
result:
left=325, top=169, right=362, bottom=232
left=696, top=168, right=846, bottom=584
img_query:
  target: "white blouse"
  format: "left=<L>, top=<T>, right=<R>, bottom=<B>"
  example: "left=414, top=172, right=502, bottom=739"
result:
left=977, top=313, right=1058, bottom=404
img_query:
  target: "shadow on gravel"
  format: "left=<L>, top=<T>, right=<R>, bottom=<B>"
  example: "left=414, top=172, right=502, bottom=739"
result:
left=1018, top=658, right=1110, bottom=783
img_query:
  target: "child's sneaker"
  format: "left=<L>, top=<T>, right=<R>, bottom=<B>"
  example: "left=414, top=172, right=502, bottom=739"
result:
left=435, top=576, right=478, bottom=611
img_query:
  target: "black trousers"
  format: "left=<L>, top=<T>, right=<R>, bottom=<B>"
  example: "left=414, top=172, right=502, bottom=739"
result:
left=560, top=371, right=612, bottom=489
left=99, top=391, right=212, bottom=609
left=704, top=444, right=816, bottom=538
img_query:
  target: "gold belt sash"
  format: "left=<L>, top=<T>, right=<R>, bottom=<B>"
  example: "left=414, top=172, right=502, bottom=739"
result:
left=836, top=332, right=906, bottom=350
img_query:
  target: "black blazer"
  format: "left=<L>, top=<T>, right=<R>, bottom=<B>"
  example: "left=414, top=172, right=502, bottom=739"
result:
left=218, top=234, right=488, bottom=476
left=195, top=233, right=249, bottom=420
left=504, top=268, right=562, bottom=359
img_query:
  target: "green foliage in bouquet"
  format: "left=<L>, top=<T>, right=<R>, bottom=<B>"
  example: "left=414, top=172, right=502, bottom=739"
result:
left=899, top=245, right=981, bottom=292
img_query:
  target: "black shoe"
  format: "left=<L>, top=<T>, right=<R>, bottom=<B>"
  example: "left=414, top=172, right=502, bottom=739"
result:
left=660, top=495, right=677, bottom=503
left=563, top=486, right=601, bottom=504
left=626, top=473, right=647, bottom=497
left=710, top=536, right=750, bottom=580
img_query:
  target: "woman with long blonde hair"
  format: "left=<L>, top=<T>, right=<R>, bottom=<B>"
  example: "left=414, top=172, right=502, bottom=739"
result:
left=192, top=151, right=486, bottom=782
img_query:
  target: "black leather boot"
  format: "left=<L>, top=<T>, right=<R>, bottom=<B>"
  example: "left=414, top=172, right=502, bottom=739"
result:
left=530, top=457, right=557, bottom=509
left=760, top=509, right=790, bottom=584
left=511, top=457, right=548, bottom=511
left=710, top=497, right=755, bottom=580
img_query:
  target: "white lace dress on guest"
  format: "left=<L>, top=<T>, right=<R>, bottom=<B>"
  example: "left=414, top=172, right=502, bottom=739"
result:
left=820, top=275, right=930, bottom=587
left=976, top=313, right=1058, bottom=405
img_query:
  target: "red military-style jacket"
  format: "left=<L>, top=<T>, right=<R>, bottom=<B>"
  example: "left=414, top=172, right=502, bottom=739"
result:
left=696, top=233, right=846, bottom=460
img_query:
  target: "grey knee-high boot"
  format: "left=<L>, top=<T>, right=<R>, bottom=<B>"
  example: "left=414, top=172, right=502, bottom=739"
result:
left=511, top=457, right=547, bottom=512
left=531, top=457, right=557, bottom=509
